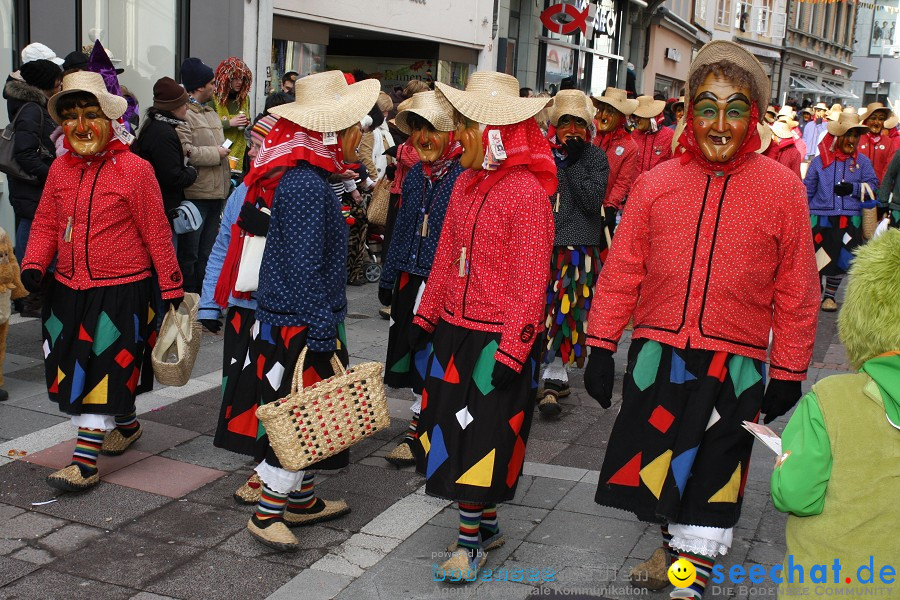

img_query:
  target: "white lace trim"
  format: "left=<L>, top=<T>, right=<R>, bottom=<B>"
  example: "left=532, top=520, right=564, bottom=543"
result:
left=668, top=523, right=733, bottom=558
left=70, top=414, right=115, bottom=431
left=255, top=460, right=306, bottom=494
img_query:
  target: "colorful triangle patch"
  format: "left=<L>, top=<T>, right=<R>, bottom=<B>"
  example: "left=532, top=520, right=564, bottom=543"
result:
left=230, top=310, right=242, bottom=334
left=707, top=351, right=728, bottom=382
left=669, top=352, right=696, bottom=384
left=508, top=410, right=524, bottom=435
left=45, top=311, right=63, bottom=345
left=390, top=352, right=411, bottom=374
left=506, top=437, right=526, bottom=488
left=82, top=375, right=109, bottom=405
left=456, top=449, right=495, bottom=487
left=78, top=324, right=93, bottom=342
left=728, top=355, right=761, bottom=398
left=472, top=339, right=500, bottom=396
left=443, top=356, right=460, bottom=383
left=420, top=431, right=431, bottom=454
left=708, top=463, right=741, bottom=503
left=69, top=362, right=86, bottom=404
left=227, top=407, right=260, bottom=437
left=639, top=450, right=672, bottom=499
left=671, top=446, right=698, bottom=497
left=608, top=452, right=642, bottom=487
left=92, top=312, right=121, bottom=356
left=633, top=341, right=662, bottom=391
left=425, top=425, right=448, bottom=479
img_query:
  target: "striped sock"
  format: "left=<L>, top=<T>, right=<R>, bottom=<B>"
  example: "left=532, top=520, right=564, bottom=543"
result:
left=72, top=428, right=105, bottom=475
left=679, top=551, right=715, bottom=599
left=287, top=472, right=316, bottom=511
left=404, top=412, right=419, bottom=442
left=457, top=502, right=483, bottom=557
left=479, top=504, right=500, bottom=538
left=823, top=275, right=843, bottom=300
left=114, top=412, right=140, bottom=437
left=254, top=484, right=289, bottom=521
left=661, top=525, right=675, bottom=562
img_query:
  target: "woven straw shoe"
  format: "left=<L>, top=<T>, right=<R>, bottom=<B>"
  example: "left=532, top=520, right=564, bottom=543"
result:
left=821, top=298, right=838, bottom=312
left=47, top=464, right=100, bottom=492
left=247, top=516, right=299, bottom=552
left=100, top=426, right=142, bottom=456
left=233, top=473, right=263, bottom=505
left=385, top=441, right=416, bottom=467
left=447, top=531, right=505, bottom=552
left=283, top=498, right=350, bottom=527
left=437, top=549, right=487, bottom=584
left=630, top=547, right=672, bottom=590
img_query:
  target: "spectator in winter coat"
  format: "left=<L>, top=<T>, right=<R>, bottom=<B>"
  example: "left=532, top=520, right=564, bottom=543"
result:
left=132, top=77, right=198, bottom=236
left=4, top=59, right=61, bottom=317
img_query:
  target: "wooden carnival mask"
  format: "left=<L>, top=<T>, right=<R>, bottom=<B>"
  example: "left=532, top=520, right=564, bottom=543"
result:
left=594, top=103, right=624, bottom=134
left=339, top=123, right=363, bottom=163
left=61, top=100, right=112, bottom=156
left=454, top=111, right=485, bottom=170
left=556, top=114, right=589, bottom=141
left=691, top=72, right=752, bottom=163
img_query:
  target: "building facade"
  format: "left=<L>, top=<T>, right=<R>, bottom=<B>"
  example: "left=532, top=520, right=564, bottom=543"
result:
left=850, top=0, right=900, bottom=107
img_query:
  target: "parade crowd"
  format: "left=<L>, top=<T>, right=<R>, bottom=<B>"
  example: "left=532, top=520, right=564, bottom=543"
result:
left=1, top=38, right=898, bottom=599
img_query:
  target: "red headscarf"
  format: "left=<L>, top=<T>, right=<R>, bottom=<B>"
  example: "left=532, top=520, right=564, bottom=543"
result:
left=817, top=132, right=857, bottom=169
left=677, top=103, right=762, bottom=175
left=422, top=136, right=463, bottom=182
left=465, top=118, right=557, bottom=197
left=214, top=118, right=346, bottom=307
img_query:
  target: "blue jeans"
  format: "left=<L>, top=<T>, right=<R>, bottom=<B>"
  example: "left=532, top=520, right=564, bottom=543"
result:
left=177, top=199, right=222, bottom=293
left=14, top=218, right=31, bottom=266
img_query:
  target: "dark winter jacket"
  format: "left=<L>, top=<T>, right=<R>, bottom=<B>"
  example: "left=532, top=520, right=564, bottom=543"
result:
left=3, top=79, right=56, bottom=219
left=551, top=142, right=609, bottom=246
left=132, top=110, right=198, bottom=215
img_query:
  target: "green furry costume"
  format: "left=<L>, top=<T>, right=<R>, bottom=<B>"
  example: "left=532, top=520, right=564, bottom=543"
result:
left=771, top=229, right=900, bottom=596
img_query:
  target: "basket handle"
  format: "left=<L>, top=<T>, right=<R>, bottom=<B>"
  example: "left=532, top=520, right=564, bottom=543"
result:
left=291, top=346, right=346, bottom=394
left=167, top=304, right=192, bottom=346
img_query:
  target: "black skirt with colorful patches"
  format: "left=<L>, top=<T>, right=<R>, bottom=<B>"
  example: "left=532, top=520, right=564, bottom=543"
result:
left=384, top=272, right=429, bottom=394
left=42, top=278, right=155, bottom=416
left=811, top=214, right=863, bottom=276
left=214, top=313, right=350, bottom=470
left=543, top=245, right=601, bottom=368
left=595, top=339, right=765, bottom=528
left=415, top=320, right=541, bottom=504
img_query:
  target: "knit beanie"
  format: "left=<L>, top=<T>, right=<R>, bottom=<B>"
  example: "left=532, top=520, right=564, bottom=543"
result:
left=20, top=59, right=62, bottom=91
left=62, top=51, right=89, bottom=72
left=153, top=77, right=188, bottom=111
left=250, top=114, right=279, bottom=144
left=181, top=57, right=214, bottom=92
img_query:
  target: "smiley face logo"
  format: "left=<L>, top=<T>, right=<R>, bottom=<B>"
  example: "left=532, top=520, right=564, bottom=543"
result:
left=667, top=558, right=696, bottom=588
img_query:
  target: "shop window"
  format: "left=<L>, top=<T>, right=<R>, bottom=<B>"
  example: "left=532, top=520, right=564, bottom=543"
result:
left=272, top=39, right=325, bottom=88
left=716, top=0, right=733, bottom=27
left=81, top=0, right=178, bottom=122
left=755, top=0, right=771, bottom=35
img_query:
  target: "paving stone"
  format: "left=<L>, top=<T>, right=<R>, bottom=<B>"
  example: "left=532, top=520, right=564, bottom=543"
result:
left=37, top=523, right=106, bottom=555
left=361, top=491, right=449, bottom=540
left=182, top=468, right=257, bottom=509
left=0, top=511, right=65, bottom=540
left=159, top=435, right=254, bottom=471
left=49, top=532, right=198, bottom=588
left=23, top=439, right=152, bottom=475
left=129, top=593, right=178, bottom=600
left=0, top=556, right=40, bottom=587
left=101, top=455, right=225, bottom=498
left=121, top=420, right=200, bottom=455
left=525, top=510, right=646, bottom=556
left=0, top=461, right=171, bottom=530
left=548, top=443, right=603, bottom=470
left=4, top=319, right=44, bottom=360
left=214, top=526, right=332, bottom=569
left=9, top=546, right=54, bottom=565
left=511, top=475, right=577, bottom=510
left=140, top=399, right=220, bottom=435
left=145, top=549, right=298, bottom=600
left=555, top=481, right=643, bottom=522
left=267, top=569, right=354, bottom=600
left=504, top=540, right=624, bottom=583
left=529, top=409, right=601, bottom=445
left=746, top=541, right=785, bottom=567
left=0, top=568, right=136, bottom=598
left=0, top=538, right=26, bottom=556
left=524, top=438, right=568, bottom=463
left=0, top=505, right=24, bottom=521
left=120, top=500, right=248, bottom=549
left=370, top=418, right=410, bottom=442
left=2, top=385, right=62, bottom=416
left=311, top=462, right=422, bottom=500
left=0, top=405, right=66, bottom=440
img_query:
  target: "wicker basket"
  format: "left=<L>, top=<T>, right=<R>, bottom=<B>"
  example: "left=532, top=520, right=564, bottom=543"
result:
left=366, top=177, right=391, bottom=226
left=151, top=293, right=202, bottom=387
left=256, top=347, right=390, bottom=471
left=861, top=182, right=878, bottom=241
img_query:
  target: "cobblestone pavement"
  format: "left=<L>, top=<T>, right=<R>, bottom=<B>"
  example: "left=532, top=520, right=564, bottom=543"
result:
left=0, top=283, right=851, bottom=599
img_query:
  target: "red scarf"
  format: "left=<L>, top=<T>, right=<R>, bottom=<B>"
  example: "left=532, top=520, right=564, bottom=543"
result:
left=61, top=136, right=130, bottom=169
left=677, top=104, right=762, bottom=175
left=817, top=133, right=856, bottom=169
left=422, top=137, right=463, bottom=182
left=465, top=119, right=557, bottom=197
left=593, top=126, right=630, bottom=154
left=214, top=119, right=345, bottom=308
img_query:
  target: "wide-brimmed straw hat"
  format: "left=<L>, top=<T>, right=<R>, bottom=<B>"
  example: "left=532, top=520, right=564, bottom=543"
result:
left=776, top=105, right=795, bottom=121
left=886, top=114, right=898, bottom=130
left=591, top=87, right=639, bottom=116
left=269, top=70, right=380, bottom=133
left=770, top=120, right=794, bottom=140
left=672, top=96, right=685, bottom=110
left=827, top=105, right=854, bottom=122
left=765, top=105, right=777, bottom=116
left=394, top=91, right=456, bottom=134
left=548, top=89, right=595, bottom=126
left=813, top=102, right=828, bottom=111
left=48, top=71, right=128, bottom=124
left=632, top=95, right=666, bottom=119
left=860, top=102, right=892, bottom=122
left=827, top=109, right=869, bottom=136
left=434, top=72, right=551, bottom=126
left=686, top=41, right=769, bottom=122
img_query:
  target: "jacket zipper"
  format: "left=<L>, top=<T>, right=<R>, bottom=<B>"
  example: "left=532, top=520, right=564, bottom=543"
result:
left=460, top=190, right=490, bottom=322
left=68, top=170, right=85, bottom=277
left=83, top=163, right=105, bottom=280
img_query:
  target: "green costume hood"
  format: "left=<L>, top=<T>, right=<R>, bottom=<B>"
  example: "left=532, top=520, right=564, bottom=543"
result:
left=860, top=353, right=900, bottom=430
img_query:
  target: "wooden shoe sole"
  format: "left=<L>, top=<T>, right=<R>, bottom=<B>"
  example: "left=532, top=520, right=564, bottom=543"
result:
left=47, top=465, right=100, bottom=492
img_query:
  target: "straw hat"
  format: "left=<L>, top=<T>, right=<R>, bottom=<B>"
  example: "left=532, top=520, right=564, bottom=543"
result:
left=394, top=90, right=456, bottom=134
left=770, top=120, right=794, bottom=141
left=860, top=102, right=892, bottom=121
left=548, top=90, right=595, bottom=126
left=886, top=114, right=898, bottom=130
left=776, top=105, right=795, bottom=121
left=672, top=96, right=685, bottom=110
left=48, top=71, right=128, bottom=124
left=632, top=95, right=666, bottom=119
left=269, top=70, right=380, bottom=133
left=671, top=120, right=772, bottom=154
left=434, top=72, right=551, bottom=126
left=813, top=102, right=828, bottom=111
left=591, top=87, right=639, bottom=116
left=800, top=107, right=814, bottom=116
left=827, top=109, right=869, bottom=136
left=686, top=41, right=769, bottom=122
left=827, top=104, right=855, bottom=122
left=765, top=105, right=777, bottom=116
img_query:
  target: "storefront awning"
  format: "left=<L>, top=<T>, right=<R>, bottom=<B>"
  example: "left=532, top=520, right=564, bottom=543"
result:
left=789, top=76, right=829, bottom=95
left=819, top=81, right=859, bottom=100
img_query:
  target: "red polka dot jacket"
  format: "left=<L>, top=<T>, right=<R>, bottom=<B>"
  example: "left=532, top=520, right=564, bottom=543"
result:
left=586, top=153, right=820, bottom=381
left=23, top=151, right=184, bottom=299
left=633, top=127, right=674, bottom=177
left=414, top=166, right=555, bottom=372
left=592, top=128, right=638, bottom=210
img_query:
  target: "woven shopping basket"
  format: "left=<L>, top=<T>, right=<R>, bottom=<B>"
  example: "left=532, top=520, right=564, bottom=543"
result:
left=861, top=182, right=879, bottom=240
left=151, top=293, right=202, bottom=386
left=366, top=177, right=391, bottom=227
left=256, top=347, right=390, bottom=471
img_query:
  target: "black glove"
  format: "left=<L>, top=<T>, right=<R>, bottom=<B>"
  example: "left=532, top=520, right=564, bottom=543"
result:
left=237, top=203, right=270, bottom=236
left=491, top=362, right=518, bottom=390
left=383, top=145, right=398, bottom=159
left=409, top=324, right=429, bottom=352
left=200, top=318, right=221, bottom=334
left=385, top=164, right=397, bottom=180
left=21, top=269, right=43, bottom=293
left=564, top=137, right=586, bottom=162
left=602, top=206, right=618, bottom=235
left=833, top=182, right=853, bottom=197
left=761, top=379, right=803, bottom=424
left=584, top=349, right=615, bottom=408
left=378, top=287, right=393, bottom=307
left=162, top=296, right=184, bottom=314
